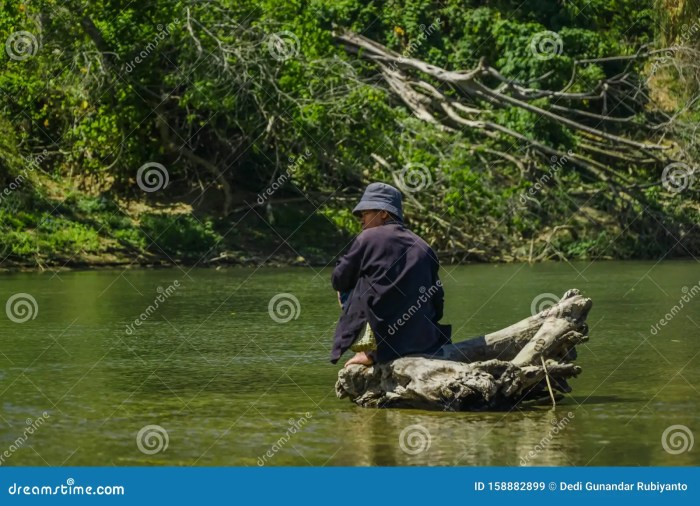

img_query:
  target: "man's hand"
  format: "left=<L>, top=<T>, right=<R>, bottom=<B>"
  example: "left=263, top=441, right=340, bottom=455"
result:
left=344, top=351, right=374, bottom=367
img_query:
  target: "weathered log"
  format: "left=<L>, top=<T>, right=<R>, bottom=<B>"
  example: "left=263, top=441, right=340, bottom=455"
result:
left=336, top=289, right=592, bottom=411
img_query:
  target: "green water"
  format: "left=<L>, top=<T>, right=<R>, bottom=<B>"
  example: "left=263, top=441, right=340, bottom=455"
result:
left=0, top=261, right=698, bottom=466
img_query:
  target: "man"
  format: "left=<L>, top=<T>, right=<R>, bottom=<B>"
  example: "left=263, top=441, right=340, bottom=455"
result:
left=330, top=182, right=451, bottom=367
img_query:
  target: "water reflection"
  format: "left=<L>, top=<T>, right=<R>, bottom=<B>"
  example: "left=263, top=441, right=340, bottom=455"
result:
left=330, top=407, right=583, bottom=466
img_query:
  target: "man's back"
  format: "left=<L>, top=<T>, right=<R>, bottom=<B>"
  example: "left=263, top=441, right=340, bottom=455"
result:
left=331, top=221, right=451, bottom=363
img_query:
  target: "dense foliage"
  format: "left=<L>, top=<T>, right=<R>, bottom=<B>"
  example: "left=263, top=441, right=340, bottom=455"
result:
left=0, top=0, right=698, bottom=267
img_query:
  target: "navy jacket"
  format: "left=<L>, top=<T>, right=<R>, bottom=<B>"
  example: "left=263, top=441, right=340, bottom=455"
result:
left=330, top=220, right=451, bottom=363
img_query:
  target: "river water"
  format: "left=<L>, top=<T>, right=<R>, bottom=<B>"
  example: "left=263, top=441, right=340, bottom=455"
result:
left=0, top=260, right=698, bottom=466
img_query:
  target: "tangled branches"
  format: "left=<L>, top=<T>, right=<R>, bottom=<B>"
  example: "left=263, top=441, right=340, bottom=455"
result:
left=334, top=30, right=700, bottom=261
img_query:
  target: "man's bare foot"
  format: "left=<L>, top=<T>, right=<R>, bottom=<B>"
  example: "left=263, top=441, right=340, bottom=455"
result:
left=344, top=351, right=374, bottom=367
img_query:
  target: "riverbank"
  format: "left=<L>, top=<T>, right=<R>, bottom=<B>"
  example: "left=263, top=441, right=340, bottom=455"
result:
left=1, top=176, right=698, bottom=273
left=2, top=224, right=697, bottom=274
left=0, top=251, right=317, bottom=273
left=0, top=184, right=353, bottom=272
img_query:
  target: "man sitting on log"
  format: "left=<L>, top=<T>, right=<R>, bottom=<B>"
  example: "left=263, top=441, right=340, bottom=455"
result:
left=330, top=182, right=452, bottom=367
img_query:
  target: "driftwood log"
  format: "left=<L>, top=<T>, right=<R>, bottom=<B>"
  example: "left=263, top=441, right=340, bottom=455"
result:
left=336, top=289, right=592, bottom=411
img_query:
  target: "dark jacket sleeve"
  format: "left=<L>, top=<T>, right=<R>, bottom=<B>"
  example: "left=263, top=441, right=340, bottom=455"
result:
left=331, top=234, right=366, bottom=292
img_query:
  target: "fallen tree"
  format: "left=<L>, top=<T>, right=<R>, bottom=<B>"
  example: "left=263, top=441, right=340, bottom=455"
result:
left=333, top=30, right=700, bottom=261
left=334, top=31, right=685, bottom=180
left=336, top=289, right=592, bottom=411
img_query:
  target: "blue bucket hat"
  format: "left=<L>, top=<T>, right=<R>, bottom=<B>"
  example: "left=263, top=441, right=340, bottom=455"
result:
left=352, top=182, right=403, bottom=222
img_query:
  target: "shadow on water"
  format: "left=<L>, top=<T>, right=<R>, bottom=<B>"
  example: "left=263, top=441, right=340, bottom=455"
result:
left=565, top=395, right=643, bottom=405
